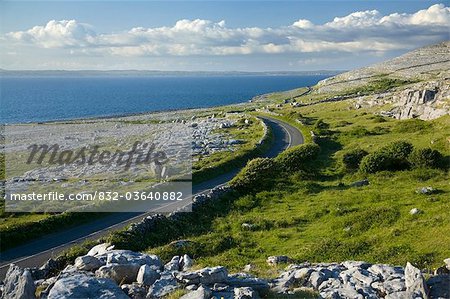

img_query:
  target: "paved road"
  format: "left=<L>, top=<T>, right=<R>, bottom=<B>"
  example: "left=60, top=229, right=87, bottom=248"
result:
left=0, top=116, right=303, bottom=279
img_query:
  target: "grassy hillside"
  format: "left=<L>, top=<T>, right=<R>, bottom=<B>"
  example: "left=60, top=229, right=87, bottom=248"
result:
left=146, top=91, right=450, bottom=275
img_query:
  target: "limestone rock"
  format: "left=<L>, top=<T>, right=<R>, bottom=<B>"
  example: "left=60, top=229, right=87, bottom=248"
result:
left=87, top=243, right=115, bottom=256
left=95, top=263, right=141, bottom=284
left=137, top=264, right=160, bottom=286
left=405, top=262, right=428, bottom=298
left=180, top=254, right=194, bottom=271
left=266, top=256, right=290, bottom=266
left=176, top=266, right=228, bottom=285
left=96, top=250, right=162, bottom=270
left=74, top=255, right=104, bottom=271
left=47, top=274, right=128, bottom=299
left=444, top=258, right=450, bottom=270
left=410, top=208, right=422, bottom=215
left=427, top=274, right=450, bottom=299
left=234, top=287, right=260, bottom=299
left=146, top=272, right=179, bottom=298
left=164, top=256, right=181, bottom=271
left=180, top=286, right=212, bottom=299
left=121, top=283, right=147, bottom=299
left=2, top=264, right=36, bottom=299
left=227, top=274, right=269, bottom=295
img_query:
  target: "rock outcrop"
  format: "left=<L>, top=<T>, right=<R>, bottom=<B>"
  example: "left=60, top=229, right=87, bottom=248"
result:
left=2, top=244, right=449, bottom=299
left=316, top=41, right=450, bottom=120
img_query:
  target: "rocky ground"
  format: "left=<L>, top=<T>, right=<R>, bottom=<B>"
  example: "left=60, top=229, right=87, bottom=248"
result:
left=1, top=243, right=449, bottom=299
left=316, top=41, right=450, bottom=121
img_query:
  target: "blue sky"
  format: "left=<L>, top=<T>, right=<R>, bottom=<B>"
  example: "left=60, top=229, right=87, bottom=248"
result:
left=1, top=1, right=449, bottom=71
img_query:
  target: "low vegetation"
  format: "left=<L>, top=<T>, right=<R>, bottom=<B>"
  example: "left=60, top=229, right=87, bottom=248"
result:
left=140, top=91, right=449, bottom=275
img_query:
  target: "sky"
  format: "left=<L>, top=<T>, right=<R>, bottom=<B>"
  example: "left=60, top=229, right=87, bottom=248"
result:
left=0, top=1, right=449, bottom=71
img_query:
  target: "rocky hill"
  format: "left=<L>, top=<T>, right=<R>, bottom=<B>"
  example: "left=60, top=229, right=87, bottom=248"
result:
left=316, top=41, right=450, bottom=120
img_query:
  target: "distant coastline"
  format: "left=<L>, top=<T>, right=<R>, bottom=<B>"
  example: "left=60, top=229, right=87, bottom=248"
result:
left=0, top=69, right=344, bottom=77
left=1, top=74, right=332, bottom=124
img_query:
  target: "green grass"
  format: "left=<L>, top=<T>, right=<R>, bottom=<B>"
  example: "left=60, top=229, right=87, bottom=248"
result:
left=144, top=92, right=450, bottom=276
left=193, top=115, right=272, bottom=184
left=342, top=76, right=419, bottom=96
left=0, top=114, right=270, bottom=251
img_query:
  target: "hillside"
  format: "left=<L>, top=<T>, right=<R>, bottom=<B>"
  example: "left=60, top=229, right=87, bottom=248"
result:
left=316, top=41, right=450, bottom=120
left=3, top=42, right=450, bottom=299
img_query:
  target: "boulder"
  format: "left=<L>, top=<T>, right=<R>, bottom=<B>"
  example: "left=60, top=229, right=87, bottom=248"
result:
left=427, top=274, right=450, bottom=299
left=409, top=208, right=422, bottom=215
left=74, top=255, right=104, bottom=271
left=234, top=287, right=260, bottom=299
left=444, top=258, right=450, bottom=271
left=405, top=262, right=428, bottom=298
left=176, top=266, right=228, bottom=285
left=47, top=274, right=128, bottom=299
left=180, top=286, right=212, bottom=299
left=227, top=274, right=269, bottom=295
left=266, top=256, right=290, bottom=266
left=180, top=254, right=194, bottom=271
left=416, top=187, right=435, bottom=195
left=87, top=243, right=115, bottom=256
left=2, top=264, right=36, bottom=299
left=96, top=250, right=161, bottom=270
left=121, top=283, right=147, bottom=299
left=146, top=272, right=179, bottom=298
left=137, top=264, right=160, bottom=286
left=342, top=261, right=371, bottom=270
left=164, top=256, right=181, bottom=271
left=95, top=263, right=141, bottom=284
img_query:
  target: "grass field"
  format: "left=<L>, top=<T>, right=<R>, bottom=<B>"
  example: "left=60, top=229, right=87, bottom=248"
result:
left=145, top=90, right=450, bottom=275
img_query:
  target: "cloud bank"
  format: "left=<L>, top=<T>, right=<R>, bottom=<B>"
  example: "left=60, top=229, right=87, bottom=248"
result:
left=4, top=4, right=450, bottom=57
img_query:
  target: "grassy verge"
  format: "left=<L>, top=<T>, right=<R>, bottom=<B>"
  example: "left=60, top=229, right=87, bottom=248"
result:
left=192, top=116, right=274, bottom=184
left=0, top=114, right=271, bottom=252
left=142, top=91, right=449, bottom=275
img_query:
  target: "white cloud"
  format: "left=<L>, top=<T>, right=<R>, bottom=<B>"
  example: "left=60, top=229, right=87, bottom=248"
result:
left=7, top=20, right=96, bottom=48
left=4, top=4, right=450, bottom=57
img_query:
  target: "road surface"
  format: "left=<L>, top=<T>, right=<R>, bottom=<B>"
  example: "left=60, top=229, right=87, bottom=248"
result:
left=0, top=116, right=303, bottom=279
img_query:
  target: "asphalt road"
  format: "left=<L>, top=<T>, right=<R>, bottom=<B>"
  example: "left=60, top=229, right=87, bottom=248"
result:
left=0, top=116, right=303, bottom=279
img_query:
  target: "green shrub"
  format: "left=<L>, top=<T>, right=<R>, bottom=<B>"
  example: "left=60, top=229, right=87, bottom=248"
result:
left=360, top=140, right=414, bottom=173
left=230, top=158, right=279, bottom=193
left=342, top=149, right=369, bottom=170
left=345, top=126, right=372, bottom=137
left=360, top=151, right=391, bottom=173
left=313, top=119, right=330, bottom=135
left=394, top=119, right=432, bottom=133
left=381, top=140, right=414, bottom=169
left=370, top=115, right=387, bottom=123
left=409, top=148, right=444, bottom=169
left=275, top=143, right=320, bottom=173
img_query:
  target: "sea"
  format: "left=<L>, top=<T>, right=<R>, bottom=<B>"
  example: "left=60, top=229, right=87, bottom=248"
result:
left=0, top=75, right=330, bottom=124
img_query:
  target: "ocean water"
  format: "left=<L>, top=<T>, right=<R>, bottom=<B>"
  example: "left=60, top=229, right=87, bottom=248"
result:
left=1, top=75, right=329, bottom=123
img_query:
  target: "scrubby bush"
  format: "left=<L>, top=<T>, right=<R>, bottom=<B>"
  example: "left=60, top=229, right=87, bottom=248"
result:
left=345, top=126, right=372, bottom=137
left=370, top=115, right=387, bottom=123
left=230, top=157, right=279, bottom=193
left=313, top=119, right=330, bottom=135
left=342, top=148, right=369, bottom=170
left=394, top=119, right=432, bottom=133
left=359, top=151, right=391, bottom=173
left=381, top=141, right=413, bottom=169
left=275, top=143, right=320, bottom=172
left=360, top=140, right=413, bottom=173
left=409, top=148, right=444, bottom=169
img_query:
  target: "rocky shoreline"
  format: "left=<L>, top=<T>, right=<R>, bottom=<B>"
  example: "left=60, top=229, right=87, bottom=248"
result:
left=2, top=243, right=449, bottom=298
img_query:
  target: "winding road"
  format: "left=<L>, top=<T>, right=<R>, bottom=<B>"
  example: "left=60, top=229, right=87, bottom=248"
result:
left=0, top=116, right=303, bottom=279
